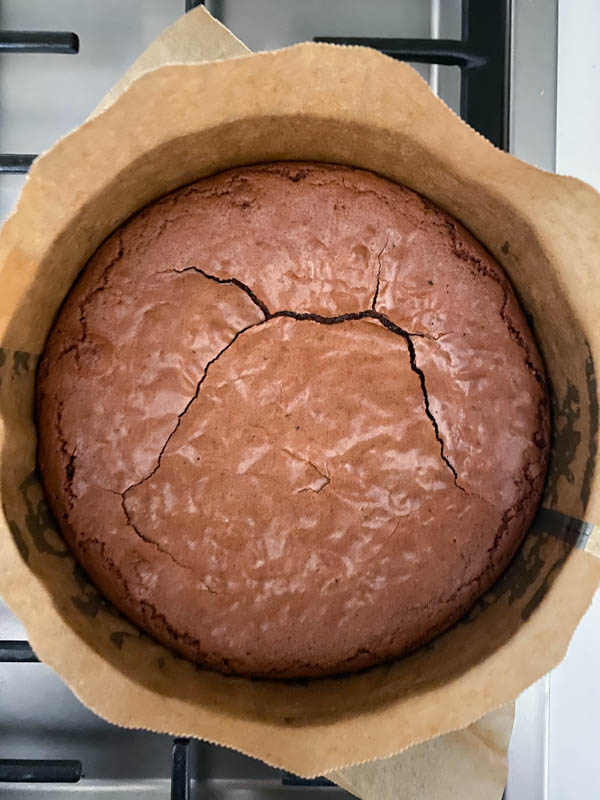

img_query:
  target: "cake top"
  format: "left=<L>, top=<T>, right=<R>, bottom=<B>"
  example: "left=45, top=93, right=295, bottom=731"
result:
left=37, top=163, right=549, bottom=677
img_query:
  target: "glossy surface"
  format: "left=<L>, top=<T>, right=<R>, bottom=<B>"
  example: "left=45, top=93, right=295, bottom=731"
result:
left=37, top=163, right=549, bottom=677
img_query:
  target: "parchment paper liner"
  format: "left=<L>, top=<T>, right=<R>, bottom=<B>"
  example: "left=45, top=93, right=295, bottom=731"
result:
left=1, top=14, right=599, bottom=778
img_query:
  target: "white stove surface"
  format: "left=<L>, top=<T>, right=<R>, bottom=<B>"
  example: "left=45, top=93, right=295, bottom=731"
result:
left=1, top=1, right=599, bottom=797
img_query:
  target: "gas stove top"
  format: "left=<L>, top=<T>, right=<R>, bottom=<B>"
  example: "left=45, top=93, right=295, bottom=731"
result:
left=2, top=1, right=598, bottom=798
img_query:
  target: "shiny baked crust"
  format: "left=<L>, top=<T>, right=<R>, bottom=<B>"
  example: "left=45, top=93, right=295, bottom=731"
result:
left=37, top=163, right=549, bottom=678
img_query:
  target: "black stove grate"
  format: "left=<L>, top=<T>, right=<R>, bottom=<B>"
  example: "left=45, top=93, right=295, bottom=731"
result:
left=0, top=757, right=83, bottom=784
left=0, top=0, right=510, bottom=177
left=171, top=739, right=191, bottom=800
left=0, top=639, right=38, bottom=662
left=0, top=29, right=79, bottom=54
left=0, top=30, right=79, bottom=174
left=315, top=0, right=510, bottom=151
left=0, top=640, right=334, bottom=796
left=0, top=641, right=193, bottom=796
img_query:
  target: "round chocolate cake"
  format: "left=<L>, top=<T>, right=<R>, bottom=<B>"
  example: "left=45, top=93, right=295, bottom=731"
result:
left=37, top=162, right=549, bottom=678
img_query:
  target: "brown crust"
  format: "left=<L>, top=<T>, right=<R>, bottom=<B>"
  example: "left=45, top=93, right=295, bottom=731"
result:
left=36, top=162, right=549, bottom=678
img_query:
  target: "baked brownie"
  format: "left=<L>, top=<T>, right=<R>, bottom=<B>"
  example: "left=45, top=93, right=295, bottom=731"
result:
left=36, top=162, right=549, bottom=678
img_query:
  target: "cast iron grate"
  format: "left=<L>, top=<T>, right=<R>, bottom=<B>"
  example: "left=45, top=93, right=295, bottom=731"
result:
left=0, top=0, right=509, bottom=176
left=315, top=0, right=510, bottom=150
left=0, top=30, right=79, bottom=174
left=0, top=640, right=336, bottom=796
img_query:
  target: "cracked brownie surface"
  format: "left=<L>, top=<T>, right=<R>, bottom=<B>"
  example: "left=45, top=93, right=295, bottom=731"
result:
left=36, top=162, right=549, bottom=678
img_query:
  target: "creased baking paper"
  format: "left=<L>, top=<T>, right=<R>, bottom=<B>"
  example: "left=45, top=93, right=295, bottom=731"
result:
left=0, top=4, right=598, bottom=783
left=330, top=701, right=514, bottom=800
